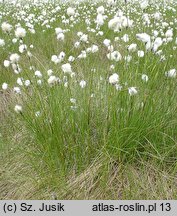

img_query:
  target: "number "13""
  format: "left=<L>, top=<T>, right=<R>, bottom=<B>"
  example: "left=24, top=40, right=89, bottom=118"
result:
left=160, top=203, right=171, bottom=211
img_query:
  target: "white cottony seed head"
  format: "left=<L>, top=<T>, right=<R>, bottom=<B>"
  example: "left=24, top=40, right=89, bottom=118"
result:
left=14, top=105, right=22, bottom=113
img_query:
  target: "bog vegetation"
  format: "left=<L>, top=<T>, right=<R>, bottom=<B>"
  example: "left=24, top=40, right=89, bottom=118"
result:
left=0, top=0, right=177, bottom=199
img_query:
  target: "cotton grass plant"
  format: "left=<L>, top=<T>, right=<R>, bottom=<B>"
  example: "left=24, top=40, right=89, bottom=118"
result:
left=0, top=0, right=177, bottom=199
